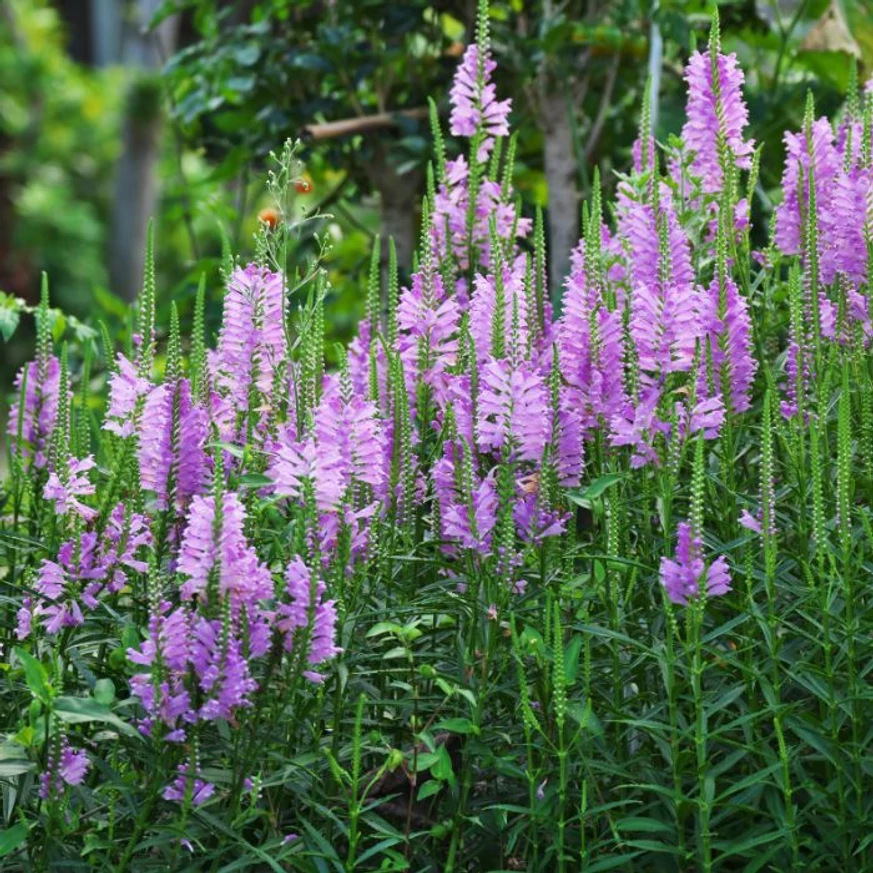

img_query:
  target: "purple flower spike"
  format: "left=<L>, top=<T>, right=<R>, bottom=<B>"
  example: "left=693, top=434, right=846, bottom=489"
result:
left=450, top=45, right=511, bottom=163
left=8, top=356, right=63, bottom=469
left=682, top=48, right=754, bottom=193
left=660, top=521, right=731, bottom=606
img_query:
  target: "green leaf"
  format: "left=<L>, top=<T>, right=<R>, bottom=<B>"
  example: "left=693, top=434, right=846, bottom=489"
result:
left=416, top=778, right=443, bottom=801
left=567, top=474, right=625, bottom=507
left=431, top=745, right=455, bottom=783
left=564, top=635, right=583, bottom=685
left=54, top=696, right=140, bottom=739
left=238, top=473, right=273, bottom=488
left=0, top=823, right=29, bottom=858
left=0, top=760, right=36, bottom=778
left=433, top=717, right=479, bottom=736
left=367, top=622, right=404, bottom=638
left=0, top=293, right=22, bottom=342
left=585, top=852, right=644, bottom=871
left=207, top=440, right=246, bottom=458
left=613, top=816, right=674, bottom=834
left=14, top=648, right=52, bottom=703
left=232, top=43, right=260, bottom=66
left=93, top=679, right=116, bottom=705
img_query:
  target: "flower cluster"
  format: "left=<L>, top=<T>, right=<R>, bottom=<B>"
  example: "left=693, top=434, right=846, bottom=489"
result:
left=20, top=15, right=870, bottom=813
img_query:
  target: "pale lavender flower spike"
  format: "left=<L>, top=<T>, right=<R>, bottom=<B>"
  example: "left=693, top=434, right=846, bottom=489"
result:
left=449, top=44, right=511, bottom=163
left=8, top=355, right=63, bottom=468
left=681, top=45, right=754, bottom=193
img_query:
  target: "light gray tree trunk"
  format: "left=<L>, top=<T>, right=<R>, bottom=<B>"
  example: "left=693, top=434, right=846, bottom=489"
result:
left=540, top=89, right=580, bottom=308
left=108, top=0, right=179, bottom=302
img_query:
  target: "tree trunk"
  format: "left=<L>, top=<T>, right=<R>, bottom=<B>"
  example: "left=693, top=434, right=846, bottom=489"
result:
left=108, top=0, right=179, bottom=302
left=540, top=89, right=580, bottom=311
left=365, top=146, right=422, bottom=294
left=110, top=106, right=163, bottom=302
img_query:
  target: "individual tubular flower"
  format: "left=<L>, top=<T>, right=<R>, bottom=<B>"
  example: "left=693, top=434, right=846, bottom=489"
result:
left=659, top=521, right=731, bottom=605
left=7, top=355, right=62, bottom=469
left=685, top=396, right=726, bottom=440
left=43, top=456, right=97, bottom=521
left=513, top=488, right=568, bottom=545
left=449, top=44, right=511, bottom=163
left=681, top=47, right=754, bottom=193
left=138, top=379, right=209, bottom=511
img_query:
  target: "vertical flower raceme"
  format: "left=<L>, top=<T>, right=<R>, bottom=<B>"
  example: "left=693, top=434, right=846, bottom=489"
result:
left=609, top=387, right=665, bottom=469
left=476, top=358, right=549, bottom=463
left=774, top=118, right=841, bottom=260
left=277, top=556, right=340, bottom=682
left=177, top=492, right=273, bottom=616
left=431, top=158, right=532, bottom=273
left=557, top=242, right=626, bottom=434
left=681, top=45, right=754, bottom=194
left=432, top=439, right=498, bottom=556
left=103, top=354, right=150, bottom=437
left=43, top=456, right=98, bottom=521
left=821, top=165, right=873, bottom=287
left=659, top=521, right=731, bottom=605
left=617, top=184, right=695, bottom=299
left=138, top=379, right=209, bottom=511
left=192, top=617, right=259, bottom=720
left=20, top=505, right=151, bottom=639
left=8, top=356, right=63, bottom=469
left=449, top=44, right=511, bottom=163
left=162, top=762, right=215, bottom=806
left=210, top=264, right=286, bottom=437
left=697, top=276, right=757, bottom=414
left=314, top=378, right=388, bottom=503
left=39, top=735, right=90, bottom=799
left=269, top=377, right=387, bottom=556
left=630, top=281, right=699, bottom=384
left=468, top=259, right=534, bottom=365
left=128, top=602, right=194, bottom=740
left=396, top=267, right=460, bottom=400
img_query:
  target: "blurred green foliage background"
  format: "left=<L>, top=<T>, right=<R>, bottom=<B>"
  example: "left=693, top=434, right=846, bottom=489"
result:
left=1, top=0, right=872, bottom=393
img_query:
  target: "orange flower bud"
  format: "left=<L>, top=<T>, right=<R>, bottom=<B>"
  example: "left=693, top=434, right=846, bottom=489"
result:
left=258, top=207, right=280, bottom=228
